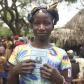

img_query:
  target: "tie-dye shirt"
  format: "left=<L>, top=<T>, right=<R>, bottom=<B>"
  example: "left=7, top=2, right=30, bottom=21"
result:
left=8, top=43, right=71, bottom=84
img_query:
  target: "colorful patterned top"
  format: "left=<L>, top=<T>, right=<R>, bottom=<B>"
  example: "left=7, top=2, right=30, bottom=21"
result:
left=8, top=43, right=71, bottom=84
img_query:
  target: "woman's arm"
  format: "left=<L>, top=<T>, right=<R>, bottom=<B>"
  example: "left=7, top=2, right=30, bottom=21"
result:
left=40, top=64, right=65, bottom=84
left=7, top=59, right=36, bottom=84
left=61, top=69, right=72, bottom=84
left=7, top=71, right=19, bottom=84
left=7, top=64, right=19, bottom=84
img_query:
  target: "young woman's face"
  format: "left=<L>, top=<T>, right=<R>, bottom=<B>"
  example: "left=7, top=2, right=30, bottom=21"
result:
left=32, top=10, right=54, bottom=39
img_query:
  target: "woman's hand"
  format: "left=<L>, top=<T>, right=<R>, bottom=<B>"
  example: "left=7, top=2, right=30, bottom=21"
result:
left=40, top=64, right=63, bottom=84
left=11, top=59, right=36, bottom=75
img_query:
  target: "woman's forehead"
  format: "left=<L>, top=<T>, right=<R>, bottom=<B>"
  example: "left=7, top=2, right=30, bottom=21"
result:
left=33, top=9, right=52, bottom=19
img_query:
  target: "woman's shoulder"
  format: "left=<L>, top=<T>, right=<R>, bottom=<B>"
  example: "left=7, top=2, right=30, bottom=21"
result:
left=14, top=43, right=30, bottom=51
left=16, top=43, right=29, bottom=48
left=52, top=46, right=67, bottom=55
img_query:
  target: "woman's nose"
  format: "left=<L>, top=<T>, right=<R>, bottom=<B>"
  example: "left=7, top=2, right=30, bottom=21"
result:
left=39, top=24, right=45, bottom=30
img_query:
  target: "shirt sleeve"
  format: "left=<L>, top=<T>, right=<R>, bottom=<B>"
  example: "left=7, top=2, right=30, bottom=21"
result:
left=61, top=50, right=71, bottom=70
left=8, top=46, right=19, bottom=65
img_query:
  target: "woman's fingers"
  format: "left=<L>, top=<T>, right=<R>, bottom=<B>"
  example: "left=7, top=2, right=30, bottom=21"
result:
left=40, top=64, right=61, bottom=82
left=40, top=64, right=53, bottom=80
left=22, top=66, right=35, bottom=71
left=21, top=62, right=35, bottom=67
left=41, top=73, right=50, bottom=79
left=20, top=61, right=36, bottom=74
left=13, top=60, right=36, bottom=74
left=22, top=70, right=33, bottom=74
left=41, top=69, right=51, bottom=77
left=40, top=64, right=53, bottom=73
left=43, top=64, right=53, bottom=69
left=23, top=59, right=36, bottom=63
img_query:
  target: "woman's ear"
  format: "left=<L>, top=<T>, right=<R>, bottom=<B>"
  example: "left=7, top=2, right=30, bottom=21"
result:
left=51, top=24, right=54, bottom=31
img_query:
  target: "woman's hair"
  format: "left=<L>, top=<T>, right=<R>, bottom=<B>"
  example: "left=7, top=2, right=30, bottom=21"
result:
left=27, top=6, right=59, bottom=25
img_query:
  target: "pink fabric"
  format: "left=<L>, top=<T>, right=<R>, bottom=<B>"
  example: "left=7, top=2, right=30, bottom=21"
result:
left=15, top=41, right=24, bottom=46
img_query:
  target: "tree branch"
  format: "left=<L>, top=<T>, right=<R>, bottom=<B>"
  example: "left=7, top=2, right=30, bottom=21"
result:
left=80, top=0, right=84, bottom=7
left=4, top=0, right=8, bottom=7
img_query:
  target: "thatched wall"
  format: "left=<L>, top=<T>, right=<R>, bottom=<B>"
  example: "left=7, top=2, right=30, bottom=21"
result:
left=50, top=9, right=84, bottom=51
left=50, top=28, right=77, bottom=47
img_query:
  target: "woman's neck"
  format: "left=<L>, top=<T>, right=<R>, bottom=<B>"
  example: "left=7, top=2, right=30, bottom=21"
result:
left=31, top=38, right=51, bottom=48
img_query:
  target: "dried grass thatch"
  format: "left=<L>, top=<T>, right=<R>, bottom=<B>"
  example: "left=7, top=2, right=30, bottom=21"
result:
left=50, top=9, right=84, bottom=50
left=50, top=28, right=75, bottom=48
left=65, top=9, right=84, bottom=46
left=65, top=9, right=84, bottom=31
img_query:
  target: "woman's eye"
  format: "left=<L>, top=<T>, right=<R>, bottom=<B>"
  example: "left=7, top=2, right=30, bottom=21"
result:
left=44, top=22, right=51, bottom=25
left=34, top=22, right=40, bottom=25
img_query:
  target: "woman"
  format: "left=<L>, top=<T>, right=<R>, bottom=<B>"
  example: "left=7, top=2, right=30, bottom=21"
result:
left=0, top=43, right=7, bottom=84
left=7, top=4, right=71, bottom=84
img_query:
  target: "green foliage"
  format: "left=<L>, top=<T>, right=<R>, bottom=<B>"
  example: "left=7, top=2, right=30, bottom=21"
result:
left=0, top=0, right=78, bottom=35
left=6, top=11, right=12, bottom=21
left=0, top=26, right=13, bottom=36
left=18, top=0, right=77, bottom=3
left=65, top=0, right=77, bottom=3
left=61, top=0, right=77, bottom=3
left=27, top=31, right=34, bottom=38
left=18, top=0, right=31, bottom=6
left=18, top=0, right=30, bottom=3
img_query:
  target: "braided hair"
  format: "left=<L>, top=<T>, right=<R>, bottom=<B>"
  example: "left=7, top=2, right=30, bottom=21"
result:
left=28, top=6, right=59, bottom=25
